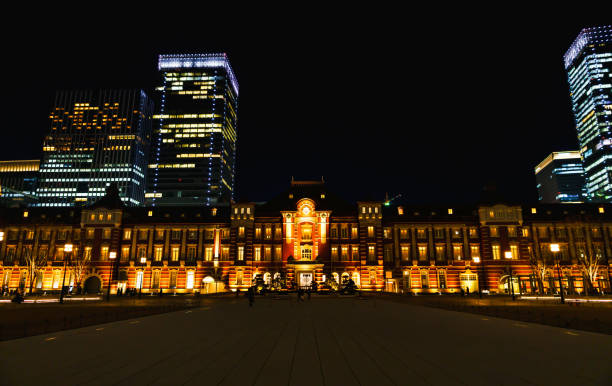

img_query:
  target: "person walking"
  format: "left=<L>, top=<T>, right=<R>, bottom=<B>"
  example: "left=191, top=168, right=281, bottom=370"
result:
left=248, top=287, right=255, bottom=307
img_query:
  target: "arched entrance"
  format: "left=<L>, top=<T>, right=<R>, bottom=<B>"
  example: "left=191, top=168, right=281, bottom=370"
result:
left=498, top=275, right=519, bottom=295
left=84, top=276, right=101, bottom=294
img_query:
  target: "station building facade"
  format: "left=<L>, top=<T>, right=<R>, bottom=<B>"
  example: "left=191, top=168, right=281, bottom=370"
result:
left=1, top=181, right=611, bottom=296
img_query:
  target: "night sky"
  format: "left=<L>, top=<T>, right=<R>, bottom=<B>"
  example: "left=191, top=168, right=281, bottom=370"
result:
left=3, top=12, right=610, bottom=205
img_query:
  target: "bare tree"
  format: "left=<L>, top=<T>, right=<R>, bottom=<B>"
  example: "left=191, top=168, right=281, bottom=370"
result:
left=529, top=254, right=549, bottom=295
left=71, top=249, right=90, bottom=293
left=576, top=244, right=604, bottom=296
left=24, top=247, right=47, bottom=294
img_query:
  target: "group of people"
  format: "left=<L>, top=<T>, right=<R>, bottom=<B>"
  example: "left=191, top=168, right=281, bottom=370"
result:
left=246, top=280, right=319, bottom=307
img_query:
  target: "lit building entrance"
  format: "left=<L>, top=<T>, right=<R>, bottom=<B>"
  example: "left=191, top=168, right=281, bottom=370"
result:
left=299, top=272, right=313, bottom=288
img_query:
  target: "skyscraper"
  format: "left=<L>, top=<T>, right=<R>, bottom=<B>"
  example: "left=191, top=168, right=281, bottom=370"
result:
left=535, top=151, right=586, bottom=203
left=0, top=160, right=39, bottom=207
left=37, top=90, right=153, bottom=207
left=564, top=25, right=612, bottom=201
left=148, top=53, right=238, bottom=207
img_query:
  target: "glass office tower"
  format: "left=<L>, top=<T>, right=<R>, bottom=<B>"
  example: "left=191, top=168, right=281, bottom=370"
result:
left=148, top=53, right=238, bottom=206
left=37, top=90, right=153, bottom=206
left=564, top=25, right=612, bottom=201
left=535, top=151, right=586, bottom=203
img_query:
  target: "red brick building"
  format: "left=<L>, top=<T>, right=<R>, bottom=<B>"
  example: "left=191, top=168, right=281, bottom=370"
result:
left=1, top=181, right=611, bottom=296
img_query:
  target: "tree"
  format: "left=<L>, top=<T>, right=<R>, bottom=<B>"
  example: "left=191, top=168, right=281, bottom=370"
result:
left=529, top=250, right=550, bottom=295
left=576, top=243, right=604, bottom=296
left=24, top=248, right=47, bottom=294
left=71, top=249, right=90, bottom=293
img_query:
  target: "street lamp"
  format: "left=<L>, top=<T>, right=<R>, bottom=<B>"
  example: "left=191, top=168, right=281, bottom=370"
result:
left=107, top=251, right=116, bottom=301
left=139, top=256, right=146, bottom=298
left=214, top=258, right=219, bottom=294
left=505, top=251, right=515, bottom=301
left=472, top=256, right=482, bottom=298
left=59, top=243, right=73, bottom=304
left=550, top=243, right=565, bottom=304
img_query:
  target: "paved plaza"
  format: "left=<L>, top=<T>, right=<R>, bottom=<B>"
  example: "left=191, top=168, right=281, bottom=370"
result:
left=1, top=295, right=611, bottom=385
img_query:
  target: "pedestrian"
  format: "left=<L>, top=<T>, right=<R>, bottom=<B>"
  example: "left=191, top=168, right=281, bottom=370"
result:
left=466, top=286, right=470, bottom=296
left=460, top=288, right=465, bottom=297
left=248, top=287, right=254, bottom=307
left=307, top=288, right=311, bottom=300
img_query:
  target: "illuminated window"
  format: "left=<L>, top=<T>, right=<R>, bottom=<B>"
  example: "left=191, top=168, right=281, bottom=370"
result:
left=368, top=226, right=374, bottom=238
left=453, top=245, right=462, bottom=260
left=186, top=271, right=194, bottom=289
left=417, top=229, right=426, bottom=238
left=331, top=246, right=338, bottom=261
left=275, top=227, right=282, bottom=239
left=274, top=246, right=282, bottom=261
left=170, top=271, right=177, bottom=289
left=84, top=247, right=92, bottom=260
left=490, top=227, right=498, bottom=237
left=522, top=227, right=529, bottom=237
left=103, top=229, right=111, bottom=239
left=136, top=271, right=143, bottom=289
left=352, top=246, right=359, bottom=261
left=448, top=208, right=453, bottom=215
left=100, top=246, right=109, bottom=261
left=351, top=227, right=358, bottom=238
left=205, top=247, right=213, bottom=261
left=123, top=229, right=132, bottom=240
left=368, top=245, right=375, bottom=260
left=238, top=246, right=244, bottom=261
left=254, top=247, right=261, bottom=261
left=418, top=246, right=427, bottom=260
left=507, top=227, right=517, bottom=237
left=435, top=245, right=445, bottom=260
left=341, top=246, right=349, bottom=260
left=421, top=271, right=429, bottom=289
left=470, top=245, right=480, bottom=258
left=148, top=210, right=153, bottom=217
left=264, top=247, right=272, bottom=261
left=398, top=207, right=404, bottom=215
left=23, top=211, right=28, bottom=218
left=297, top=224, right=311, bottom=241
left=401, top=245, right=410, bottom=260
left=531, top=208, right=537, bottom=214
left=492, top=245, right=500, bottom=260
left=255, top=227, right=261, bottom=238
left=599, top=207, right=604, bottom=214
left=510, top=245, right=519, bottom=259
left=265, top=226, right=272, bottom=239
left=171, top=247, right=179, bottom=261
left=438, top=271, right=447, bottom=289
left=238, top=227, right=245, bottom=238
left=121, top=246, right=130, bottom=261
left=341, top=226, right=348, bottom=238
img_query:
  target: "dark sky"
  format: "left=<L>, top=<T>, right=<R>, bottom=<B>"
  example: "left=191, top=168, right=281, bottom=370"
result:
left=2, top=10, right=610, bottom=204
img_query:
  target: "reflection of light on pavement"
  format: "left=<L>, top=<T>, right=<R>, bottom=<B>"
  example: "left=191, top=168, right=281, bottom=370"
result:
left=521, top=296, right=612, bottom=303
left=564, top=331, right=580, bottom=336
left=44, top=337, right=57, bottom=341
left=0, top=297, right=102, bottom=304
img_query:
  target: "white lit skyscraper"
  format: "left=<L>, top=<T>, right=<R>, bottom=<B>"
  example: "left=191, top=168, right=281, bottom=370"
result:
left=564, top=25, right=612, bottom=201
left=148, top=53, right=238, bottom=206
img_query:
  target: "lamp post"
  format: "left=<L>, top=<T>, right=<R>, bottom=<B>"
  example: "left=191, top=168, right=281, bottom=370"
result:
left=214, top=258, right=219, bottom=294
left=59, top=243, right=73, bottom=304
left=139, top=256, right=146, bottom=298
left=473, top=256, right=482, bottom=298
left=505, top=251, right=515, bottom=301
left=107, top=251, right=116, bottom=301
left=550, top=243, right=565, bottom=304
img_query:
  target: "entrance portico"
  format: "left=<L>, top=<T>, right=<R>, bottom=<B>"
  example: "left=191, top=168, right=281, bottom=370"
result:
left=288, top=262, right=323, bottom=289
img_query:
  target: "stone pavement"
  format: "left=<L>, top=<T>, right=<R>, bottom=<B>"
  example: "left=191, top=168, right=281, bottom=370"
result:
left=1, top=295, right=611, bottom=385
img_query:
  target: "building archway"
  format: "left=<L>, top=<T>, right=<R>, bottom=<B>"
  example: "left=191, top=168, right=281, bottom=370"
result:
left=84, top=276, right=101, bottom=294
left=498, top=275, right=519, bottom=295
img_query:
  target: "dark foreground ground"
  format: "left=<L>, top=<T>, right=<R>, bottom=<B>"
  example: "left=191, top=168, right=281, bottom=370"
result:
left=1, top=296, right=611, bottom=385
left=382, top=294, right=612, bottom=335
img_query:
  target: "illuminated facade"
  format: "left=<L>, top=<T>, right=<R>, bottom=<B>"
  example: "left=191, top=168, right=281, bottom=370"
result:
left=535, top=151, right=586, bottom=203
left=564, top=26, right=612, bottom=201
left=148, top=53, right=238, bottom=207
left=0, top=160, right=39, bottom=207
left=2, top=181, right=610, bottom=296
left=37, top=90, right=153, bottom=207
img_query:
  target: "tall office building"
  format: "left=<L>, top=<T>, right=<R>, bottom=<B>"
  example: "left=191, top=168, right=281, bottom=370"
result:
left=37, top=90, right=153, bottom=207
left=535, top=151, right=586, bottom=203
left=0, top=160, right=39, bottom=207
left=564, top=25, right=612, bottom=201
left=148, top=53, right=238, bottom=206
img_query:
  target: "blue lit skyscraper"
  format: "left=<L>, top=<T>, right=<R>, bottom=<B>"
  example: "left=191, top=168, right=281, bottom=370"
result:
left=535, top=151, right=586, bottom=203
left=564, top=25, right=612, bottom=201
left=147, top=53, right=238, bottom=206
